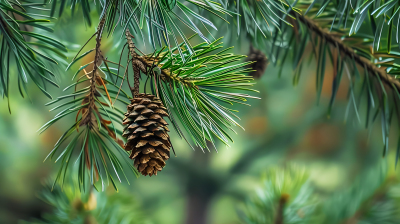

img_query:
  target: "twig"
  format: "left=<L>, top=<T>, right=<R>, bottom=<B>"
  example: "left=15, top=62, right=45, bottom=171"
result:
left=103, top=59, right=125, bottom=68
left=71, top=32, right=98, bottom=63
left=274, top=194, right=290, bottom=224
left=80, top=15, right=107, bottom=128
left=116, top=43, right=128, bottom=85
left=113, top=58, right=133, bottom=105
left=125, top=29, right=146, bottom=97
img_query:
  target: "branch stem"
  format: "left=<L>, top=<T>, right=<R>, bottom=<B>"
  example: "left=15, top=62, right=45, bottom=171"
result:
left=125, top=29, right=146, bottom=97
left=274, top=194, right=289, bottom=224
left=294, top=12, right=400, bottom=91
left=124, top=30, right=196, bottom=94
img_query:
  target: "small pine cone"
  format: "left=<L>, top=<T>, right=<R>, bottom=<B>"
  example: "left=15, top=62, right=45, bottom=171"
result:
left=122, top=93, right=171, bottom=176
left=246, top=45, right=268, bottom=79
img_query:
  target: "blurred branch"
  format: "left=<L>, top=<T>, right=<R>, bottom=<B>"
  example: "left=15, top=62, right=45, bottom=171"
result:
left=274, top=194, right=290, bottom=224
left=341, top=176, right=396, bottom=224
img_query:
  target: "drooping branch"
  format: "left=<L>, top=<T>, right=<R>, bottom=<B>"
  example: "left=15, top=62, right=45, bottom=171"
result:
left=294, top=12, right=400, bottom=92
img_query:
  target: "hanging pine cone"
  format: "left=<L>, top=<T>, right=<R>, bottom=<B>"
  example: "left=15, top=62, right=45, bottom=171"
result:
left=122, top=93, right=171, bottom=176
left=246, top=45, right=268, bottom=79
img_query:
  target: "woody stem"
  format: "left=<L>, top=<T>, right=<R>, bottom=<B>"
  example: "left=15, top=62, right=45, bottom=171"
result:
left=125, top=29, right=141, bottom=98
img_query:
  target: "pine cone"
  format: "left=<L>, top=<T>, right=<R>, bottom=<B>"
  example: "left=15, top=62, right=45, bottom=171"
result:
left=122, top=93, right=171, bottom=176
left=246, top=45, right=268, bottom=79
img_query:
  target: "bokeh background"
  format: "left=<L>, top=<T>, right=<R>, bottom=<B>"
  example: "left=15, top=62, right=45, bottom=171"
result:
left=0, top=9, right=394, bottom=224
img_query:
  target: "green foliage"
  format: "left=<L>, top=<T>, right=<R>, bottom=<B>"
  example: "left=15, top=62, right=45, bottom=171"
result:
left=239, top=165, right=316, bottom=224
left=39, top=20, right=139, bottom=191
left=24, top=181, right=150, bottom=224
left=53, top=0, right=235, bottom=52
left=230, top=0, right=291, bottom=38
left=303, top=0, right=400, bottom=49
left=4, top=0, right=400, bottom=200
left=4, top=1, right=400, bottom=223
left=198, top=0, right=290, bottom=46
left=318, top=162, right=400, bottom=223
left=149, top=36, right=258, bottom=150
left=37, top=2, right=259, bottom=188
left=115, top=0, right=233, bottom=54
left=254, top=1, right=400, bottom=163
left=0, top=0, right=67, bottom=109
left=39, top=124, right=138, bottom=192
left=50, top=0, right=94, bottom=26
left=41, top=31, right=258, bottom=188
left=159, top=0, right=177, bottom=11
left=240, top=162, right=400, bottom=224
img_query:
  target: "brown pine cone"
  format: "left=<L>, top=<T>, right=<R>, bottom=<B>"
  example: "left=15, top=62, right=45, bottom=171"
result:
left=122, top=93, right=171, bottom=176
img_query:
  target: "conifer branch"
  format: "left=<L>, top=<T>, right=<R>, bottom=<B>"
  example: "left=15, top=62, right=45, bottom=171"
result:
left=116, top=35, right=258, bottom=150
left=0, top=0, right=67, bottom=105
left=293, top=12, right=400, bottom=91
left=341, top=176, right=395, bottom=224
left=41, top=15, right=137, bottom=191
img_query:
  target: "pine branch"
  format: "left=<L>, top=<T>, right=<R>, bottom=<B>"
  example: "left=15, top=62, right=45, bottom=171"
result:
left=111, top=31, right=259, bottom=151
left=40, top=15, right=137, bottom=191
left=39, top=0, right=259, bottom=180
left=266, top=7, right=400, bottom=160
left=303, top=0, right=400, bottom=49
left=294, top=12, right=400, bottom=92
left=240, top=165, right=314, bottom=224
left=0, top=0, right=67, bottom=108
left=241, top=161, right=400, bottom=223
left=29, top=180, right=149, bottom=224
left=148, top=38, right=258, bottom=150
left=341, top=176, right=395, bottom=224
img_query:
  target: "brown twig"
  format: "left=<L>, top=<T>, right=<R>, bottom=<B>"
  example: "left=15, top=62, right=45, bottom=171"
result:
left=125, top=29, right=147, bottom=98
left=274, top=193, right=290, bottom=224
left=113, top=58, right=132, bottom=106
left=293, top=12, right=400, bottom=92
left=125, top=29, right=196, bottom=90
left=114, top=29, right=200, bottom=104
left=75, top=16, right=124, bottom=173
left=80, top=15, right=107, bottom=128
left=138, top=57, right=197, bottom=88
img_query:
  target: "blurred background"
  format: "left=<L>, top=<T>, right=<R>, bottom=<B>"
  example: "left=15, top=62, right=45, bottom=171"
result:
left=0, top=8, right=397, bottom=224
